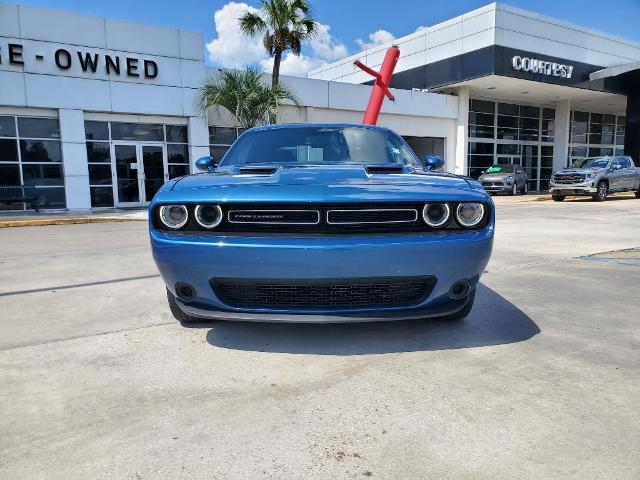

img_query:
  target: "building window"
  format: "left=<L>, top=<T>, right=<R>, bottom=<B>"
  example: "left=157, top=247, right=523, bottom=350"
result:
left=84, top=121, right=191, bottom=208
left=469, top=100, right=495, bottom=139
left=209, top=126, right=245, bottom=162
left=615, top=116, right=625, bottom=146
left=541, top=108, right=555, bottom=142
left=110, top=122, right=164, bottom=142
left=468, top=141, right=494, bottom=179
left=540, top=146, right=554, bottom=190
left=85, top=121, right=113, bottom=208
left=467, top=100, right=555, bottom=190
left=166, top=125, right=189, bottom=179
left=568, top=111, right=622, bottom=167
left=0, top=115, right=65, bottom=210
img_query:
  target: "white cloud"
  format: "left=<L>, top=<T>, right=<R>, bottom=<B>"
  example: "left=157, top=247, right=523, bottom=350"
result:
left=205, top=2, right=265, bottom=68
left=205, top=3, right=348, bottom=76
left=260, top=53, right=324, bottom=76
left=356, top=29, right=396, bottom=51
left=310, top=23, right=348, bottom=61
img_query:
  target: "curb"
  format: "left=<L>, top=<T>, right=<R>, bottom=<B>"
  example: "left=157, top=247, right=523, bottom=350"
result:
left=0, top=217, right=145, bottom=228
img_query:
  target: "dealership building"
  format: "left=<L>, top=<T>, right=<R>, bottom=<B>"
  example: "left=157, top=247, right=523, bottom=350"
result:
left=0, top=2, right=639, bottom=210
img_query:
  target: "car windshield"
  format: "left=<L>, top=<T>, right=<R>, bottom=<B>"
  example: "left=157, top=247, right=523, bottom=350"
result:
left=485, top=165, right=515, bottom=173
left=579, top=157, right=610, bottom=169
left=220, top=126, right=420, bottom=167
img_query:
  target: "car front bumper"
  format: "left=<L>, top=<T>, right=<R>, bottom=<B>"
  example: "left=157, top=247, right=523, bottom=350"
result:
left=549, top=183, right=597, bottom=195
left=150, top=227, right=494, bottom=322
left=481, top=183, right=512, bottom=194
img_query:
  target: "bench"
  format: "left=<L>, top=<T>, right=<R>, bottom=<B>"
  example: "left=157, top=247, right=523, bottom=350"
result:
left=0, top=185, right=42, bottom=211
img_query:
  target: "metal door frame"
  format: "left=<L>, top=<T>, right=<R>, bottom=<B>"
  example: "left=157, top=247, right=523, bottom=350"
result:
left=110, top=142, right=167, bottom=207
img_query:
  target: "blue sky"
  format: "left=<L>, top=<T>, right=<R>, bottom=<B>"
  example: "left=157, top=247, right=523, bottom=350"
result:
left=12, top=0, right=640, bottom=74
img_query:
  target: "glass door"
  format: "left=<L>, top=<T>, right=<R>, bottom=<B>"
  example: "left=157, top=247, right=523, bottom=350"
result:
left=113, top=144, right=140, bottom=206
left=140, top=145, right=167, bottom=203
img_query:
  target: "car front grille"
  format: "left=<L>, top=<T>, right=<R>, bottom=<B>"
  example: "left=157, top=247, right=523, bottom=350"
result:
left=158, top=202, right=489, bottom=234
left=211, top=277, right=437, bottom=309
left=554, top=174, right=586, bottom=184
left=326, top=208, right=418, bottom=224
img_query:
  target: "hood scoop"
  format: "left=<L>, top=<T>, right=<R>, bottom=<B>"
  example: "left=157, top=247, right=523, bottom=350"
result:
left=365, top=165, right=405, bottom=175
left=237, top=166, right=278, bottom=175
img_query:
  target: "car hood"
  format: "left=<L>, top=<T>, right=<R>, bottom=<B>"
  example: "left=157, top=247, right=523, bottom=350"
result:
left=478, top=173, right=514, bottom=181
left=159, top=165, right=487, bottom=203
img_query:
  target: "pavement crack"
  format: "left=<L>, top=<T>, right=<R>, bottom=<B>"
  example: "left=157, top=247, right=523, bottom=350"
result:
left=0, top=274, right=161, bottom=297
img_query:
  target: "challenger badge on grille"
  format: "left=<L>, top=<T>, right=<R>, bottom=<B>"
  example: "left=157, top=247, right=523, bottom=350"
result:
left=228, top=210, right=320, bottom=224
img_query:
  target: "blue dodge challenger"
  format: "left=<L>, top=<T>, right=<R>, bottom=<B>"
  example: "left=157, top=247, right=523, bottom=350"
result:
left=149, top=123, right=494, bottom=323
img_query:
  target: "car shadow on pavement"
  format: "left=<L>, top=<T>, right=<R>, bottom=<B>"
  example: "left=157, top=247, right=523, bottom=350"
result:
left=190, top=284, right=540, bottom=355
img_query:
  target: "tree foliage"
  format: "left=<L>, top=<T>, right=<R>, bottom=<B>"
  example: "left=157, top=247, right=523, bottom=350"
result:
left=240, top=0, right=317, bottom=86
left=198, top=66, right=299, bottom=128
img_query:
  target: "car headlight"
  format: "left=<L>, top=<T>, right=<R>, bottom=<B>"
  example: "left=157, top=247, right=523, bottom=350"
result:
left=195, top=204, right=223, bottom=229
left=422, top=203, right=451, bottom=227
left=505, top=176, right=514, bottom=183
left=456, top=203, right=485, bottom=228
left=159, top=204, right=189, bottom=229
left=585, top=172, right=595, bottom=180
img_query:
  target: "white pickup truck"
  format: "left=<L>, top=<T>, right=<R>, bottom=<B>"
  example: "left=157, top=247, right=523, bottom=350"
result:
left=549, top=156, right=640, bottom=202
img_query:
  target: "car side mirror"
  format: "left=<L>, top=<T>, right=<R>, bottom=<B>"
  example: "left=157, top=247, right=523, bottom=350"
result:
left=196, top=156, right=217, bottom=172
left=423, top=155, right=445, bottom=171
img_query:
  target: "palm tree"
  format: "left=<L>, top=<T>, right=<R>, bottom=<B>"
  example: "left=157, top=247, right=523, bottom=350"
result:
left=198, top=66, right=299, bottom=128
left=240, top=0, right=317, bottom=87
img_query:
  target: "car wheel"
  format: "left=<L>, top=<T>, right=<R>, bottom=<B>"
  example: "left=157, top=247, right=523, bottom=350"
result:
left=166, top=288, right=200, bottom=323
left=552, top=195, right=565, bottom=202
left=521, top=182, right=528, bottom=195
left=510, top=183, right=518, bottom=196
left=592, top=181, right=608, bottom=202
left=439, top=289, right=475, bottom=321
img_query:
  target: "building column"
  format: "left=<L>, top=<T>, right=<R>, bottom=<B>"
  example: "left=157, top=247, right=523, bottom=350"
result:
left=624, top=93, right=640, bottom=164
left=59, top=109, right=91, bottom=210
left=553, top=100, right=571, bottom=172
left=453, top=86, right=469, bottom=175
left=187, top=116, right=210, bottom=171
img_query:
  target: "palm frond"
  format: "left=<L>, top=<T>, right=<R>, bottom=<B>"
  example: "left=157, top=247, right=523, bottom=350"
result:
left=198, top=66, right=300, bottom=128
left=237, top=0, right=319, bottom=85
left=239, top=12, right=267, bottom=36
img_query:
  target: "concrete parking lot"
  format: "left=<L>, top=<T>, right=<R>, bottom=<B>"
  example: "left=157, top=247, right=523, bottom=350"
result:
left=1, top=196, right=639, bottom=479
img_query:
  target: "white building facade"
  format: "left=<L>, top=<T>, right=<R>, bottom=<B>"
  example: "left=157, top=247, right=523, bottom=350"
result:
left=310, top=3, right=640, bottom=191
left=1, top=2, right=638, bottom=210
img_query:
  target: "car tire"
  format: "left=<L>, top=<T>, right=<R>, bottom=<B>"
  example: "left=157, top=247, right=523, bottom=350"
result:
left=521, top=182, right=528, bottom=195
left=552, top=195, right=565, bottom=202
left=439, top=289, right=475, bottom=321
left=592, top=181, right=608, bottom=202
left=510, top=183, right=518, bottom=196
left=166, top=288, right=200, bottom=323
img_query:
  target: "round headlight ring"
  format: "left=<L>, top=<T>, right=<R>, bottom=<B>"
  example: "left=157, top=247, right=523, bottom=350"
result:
left=456, top=202, right=485, bottom=228
left=422, top=202, right=451, bottom=228
left=159, top=204, right=189, bottom=230
left=194, top=204, right=223, bottom=229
